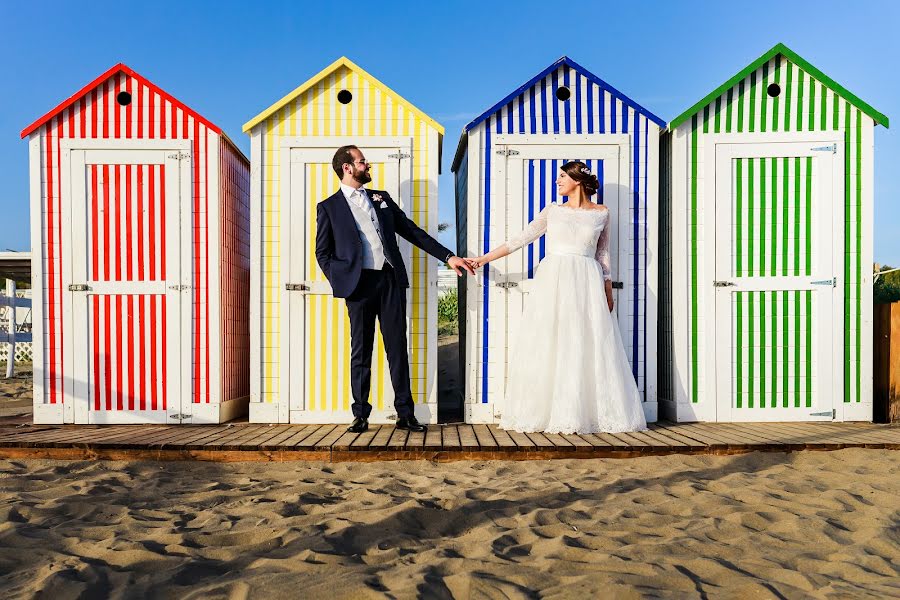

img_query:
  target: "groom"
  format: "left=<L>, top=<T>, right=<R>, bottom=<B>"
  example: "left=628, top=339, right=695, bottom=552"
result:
left=316, top=146, right=474, bottom=433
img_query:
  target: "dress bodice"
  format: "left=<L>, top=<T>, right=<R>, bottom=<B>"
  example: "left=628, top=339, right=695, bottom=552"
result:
left=504, top=202, right=612, bottom=280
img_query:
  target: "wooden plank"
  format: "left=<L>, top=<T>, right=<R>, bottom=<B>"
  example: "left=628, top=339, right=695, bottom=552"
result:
left=579, top=433, right=613, bottom=447
left=387, top=427, right=409, bottom=449
left=654, top=423, right=730, bottom=447
left=503, top=429, right=536, bottom=448
left=487, top=425, right=518, bottom=448
left=725, top=423, right=795, bottom=447
left=472, top=424, right=498, bottom=449
left=274, top=425, right=322, bottom=448
left=457, top=425, right=480, bottom=450
left=605, top=432, right=651, bottom=449
left=637, top=427, right=690, bottom=448
left=239, top=426, right=291, bottom=449
left=148, top=426, right=224, bottom=448
left=215, top=425, right=274, bottom=449
left=80, top=427, right=173, bottom=447
left=441, top=425, right=461, bottom=449
left=592, top=432, right=629, bottom=448
left=295, top=425, right=338, bottom=449
left=331, top=429, right=361, bottom=451
left=645, top=424, right=704, bottom=448
left=671, top=422, right=767, bottom=447
left=689, top=423, right=772, bottom=446
left=423, top=427, right=442, bottom=450
left=406, top=430, right=426, bottom=449
left=368, top=425, right=394, bottom=450
left=314, top=425, right=348, bottom=450
left=524, top=431, right=554, bottom=449
left=350, top=425, right=381, bottom=449
left=260, top=426, right=311, bottom=448
left=628, top=430, right=674, bottom=449
left=541, top=432, right=575, bottom=449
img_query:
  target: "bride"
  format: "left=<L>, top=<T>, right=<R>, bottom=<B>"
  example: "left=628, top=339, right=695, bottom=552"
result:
left=468, top=161, right=647, bottom=434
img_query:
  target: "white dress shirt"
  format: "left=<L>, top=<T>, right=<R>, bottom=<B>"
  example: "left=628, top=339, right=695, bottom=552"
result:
left=340, top=183, right=391, bottom=269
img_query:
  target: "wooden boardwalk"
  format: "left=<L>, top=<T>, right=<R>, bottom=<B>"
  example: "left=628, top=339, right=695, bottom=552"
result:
left=0, top=421, right=898, bottom=462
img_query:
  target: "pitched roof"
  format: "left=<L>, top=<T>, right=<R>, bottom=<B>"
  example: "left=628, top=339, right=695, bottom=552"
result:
left=462, top=55, right=667, bottom=134
left=668, top=43, right=889, bottom=130
left=20, top=63, right=224, bottom=139
left=242, top=56, right=444, bottom=134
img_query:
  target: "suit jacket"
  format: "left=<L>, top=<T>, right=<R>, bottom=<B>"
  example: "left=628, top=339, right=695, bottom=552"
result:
left=315, top=189, right=454, bottom=298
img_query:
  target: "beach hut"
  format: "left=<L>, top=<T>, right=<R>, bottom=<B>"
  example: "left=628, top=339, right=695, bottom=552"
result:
left=658, top=43, right=889, bottom=423
left=22, top=64, right=251, bottom=425
left=451, top=56, right=665, bottom=424
left=243, top=57, right=445, bottom=424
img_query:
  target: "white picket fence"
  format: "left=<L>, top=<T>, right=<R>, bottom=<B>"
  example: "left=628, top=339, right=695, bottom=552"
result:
left=1, top=281, right=33, bottom=376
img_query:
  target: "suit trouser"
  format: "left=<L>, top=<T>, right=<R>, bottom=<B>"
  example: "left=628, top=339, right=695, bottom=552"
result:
left=345, top=264, right=414, bottom=419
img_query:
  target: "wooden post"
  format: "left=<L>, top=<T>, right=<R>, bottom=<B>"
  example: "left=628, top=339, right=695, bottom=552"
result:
left=873, top=302, right=900, bottom=423
left=4, top=278, right=14, bottom=378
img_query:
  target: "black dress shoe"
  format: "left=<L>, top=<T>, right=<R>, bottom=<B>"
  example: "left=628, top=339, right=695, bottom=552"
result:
left=347, top=417, right=368, bottom=433
left=396, top=415, right=427, bottom=432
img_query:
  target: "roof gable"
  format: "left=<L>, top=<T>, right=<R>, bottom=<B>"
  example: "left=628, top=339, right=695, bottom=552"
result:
left=463, top=56, right=667, bottom=133
left=242, top=56, right=444, bottom=134
left=669, top=43, right=889, bottom=130
left=21, top=63, right=223, bottom=139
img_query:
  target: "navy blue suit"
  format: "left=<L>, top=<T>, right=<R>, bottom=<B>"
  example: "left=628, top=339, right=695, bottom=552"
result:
left=315, top=189, right=454, bottom=419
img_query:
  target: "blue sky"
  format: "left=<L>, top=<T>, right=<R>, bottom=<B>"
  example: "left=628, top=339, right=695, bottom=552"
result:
left=1, top=1, right=897, bottom=263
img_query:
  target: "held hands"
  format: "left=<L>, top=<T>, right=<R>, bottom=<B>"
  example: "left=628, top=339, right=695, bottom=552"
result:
left=448, top=255, right=476, bottom=276
left=464, top=256, right=487, bottom=270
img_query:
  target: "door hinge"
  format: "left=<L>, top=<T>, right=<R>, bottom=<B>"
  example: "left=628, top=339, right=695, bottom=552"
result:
left=713, top=280, right=736, bottom=287
left=68, top=284, right=90, bottom=291
left=167, top=152, right=191, bottom=160
left=169, top=413, right=191, bottom=420
left=811, top=144, right=837, bottom=154
left=388, top=152, right=411, bottom=160
left=809, top=410, right=834, bottom=418
left=495, top=148, right=520, bottom=157
left=811, top=277, right=836, bottom=287
left=285, top=283, right=310, bottom=291
left=496, top=281, right=518, bottom=289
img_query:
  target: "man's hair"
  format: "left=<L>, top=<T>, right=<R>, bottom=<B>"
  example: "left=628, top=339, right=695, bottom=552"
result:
left=332, top=145, right=358, bottom=178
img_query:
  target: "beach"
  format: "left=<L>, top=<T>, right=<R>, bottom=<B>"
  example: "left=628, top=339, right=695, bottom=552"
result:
left=0, top=449, right=898, bottom=599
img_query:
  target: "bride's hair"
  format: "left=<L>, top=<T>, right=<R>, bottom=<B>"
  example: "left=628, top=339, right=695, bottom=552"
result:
left=561, top=161, right=600, bottom=197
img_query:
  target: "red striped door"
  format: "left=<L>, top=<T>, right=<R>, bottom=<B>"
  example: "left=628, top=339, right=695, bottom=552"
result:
left=66, top=144, right=190, bottom=424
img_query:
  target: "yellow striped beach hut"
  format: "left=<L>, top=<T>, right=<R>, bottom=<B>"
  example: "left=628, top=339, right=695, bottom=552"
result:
left=243, top=57, right=445, bottom=424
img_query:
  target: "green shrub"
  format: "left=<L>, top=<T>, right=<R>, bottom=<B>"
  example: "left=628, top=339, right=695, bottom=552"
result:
left=438, top=288, right=458, bottom=335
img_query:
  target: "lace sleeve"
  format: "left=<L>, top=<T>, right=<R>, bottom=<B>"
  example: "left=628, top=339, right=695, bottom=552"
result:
left=595, top=210, right=612, bottom=281
left=503, top=204, right=550, bottom=253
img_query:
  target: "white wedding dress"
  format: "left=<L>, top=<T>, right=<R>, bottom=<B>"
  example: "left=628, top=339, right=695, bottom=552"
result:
left=498, top=202, right=648, bottom=434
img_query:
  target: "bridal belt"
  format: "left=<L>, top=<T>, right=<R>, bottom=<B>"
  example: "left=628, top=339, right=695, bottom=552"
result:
left=547, top=249, right=594, bottom=258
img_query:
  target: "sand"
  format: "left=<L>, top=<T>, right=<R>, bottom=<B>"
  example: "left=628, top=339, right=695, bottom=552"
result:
left=0, top=450, right=898, bottom=599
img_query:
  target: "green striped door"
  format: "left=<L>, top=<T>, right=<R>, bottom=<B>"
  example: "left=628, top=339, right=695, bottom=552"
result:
left=713, top=139, right=843, bottom=422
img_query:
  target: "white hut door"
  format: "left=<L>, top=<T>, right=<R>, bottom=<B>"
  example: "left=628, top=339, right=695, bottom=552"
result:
left=493, top=141, right=627, bottom=420
left=67, top=148, right=190, bottom=424
left=283, top=145, right=409, bottom=423
left=713, top=140, right=843, bottom=422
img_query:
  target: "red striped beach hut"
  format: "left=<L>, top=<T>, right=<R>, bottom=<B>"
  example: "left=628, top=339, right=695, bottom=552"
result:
left=22, top=63, right=251, bottom=425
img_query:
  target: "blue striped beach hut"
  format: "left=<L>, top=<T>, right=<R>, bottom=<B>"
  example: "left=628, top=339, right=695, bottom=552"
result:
left=451, top=56, right=665, bottom=424
left=658, top=43, right=889, bottom=423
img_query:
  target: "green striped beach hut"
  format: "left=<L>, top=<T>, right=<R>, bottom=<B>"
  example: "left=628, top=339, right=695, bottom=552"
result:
left=659, top=43, right=889, bottom=423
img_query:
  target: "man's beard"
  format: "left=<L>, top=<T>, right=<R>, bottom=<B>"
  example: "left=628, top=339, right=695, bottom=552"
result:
left=353, top=168, right=372, bottom=185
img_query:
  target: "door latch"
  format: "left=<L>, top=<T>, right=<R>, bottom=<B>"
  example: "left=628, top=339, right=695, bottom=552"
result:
left=713, top=281, right=736, bottom=287
left=168, top=284, right=192, bottom=291
left=68, top=284, right=90, bottom=292
left=167, top=152, right=191, bottom=160
left=169, top=413, right=191, bottom=420
left=495, top=148, right=520, bottom=157
left=809, top=410, right=835, bottom=418
left=811, top=277, right=836, bottom=287
left=285, top=283, right=310, bottom=291
left=612, top=281, right=624, bottom=289
left=388, top=152, right=410, bottom=160
left=810, top=144, right=837, bottom=154
left=495, top=281, right=519, bottom=289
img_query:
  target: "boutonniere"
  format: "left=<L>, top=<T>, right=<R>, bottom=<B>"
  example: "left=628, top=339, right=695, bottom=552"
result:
left=372, top=193, right=387, bottom=209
